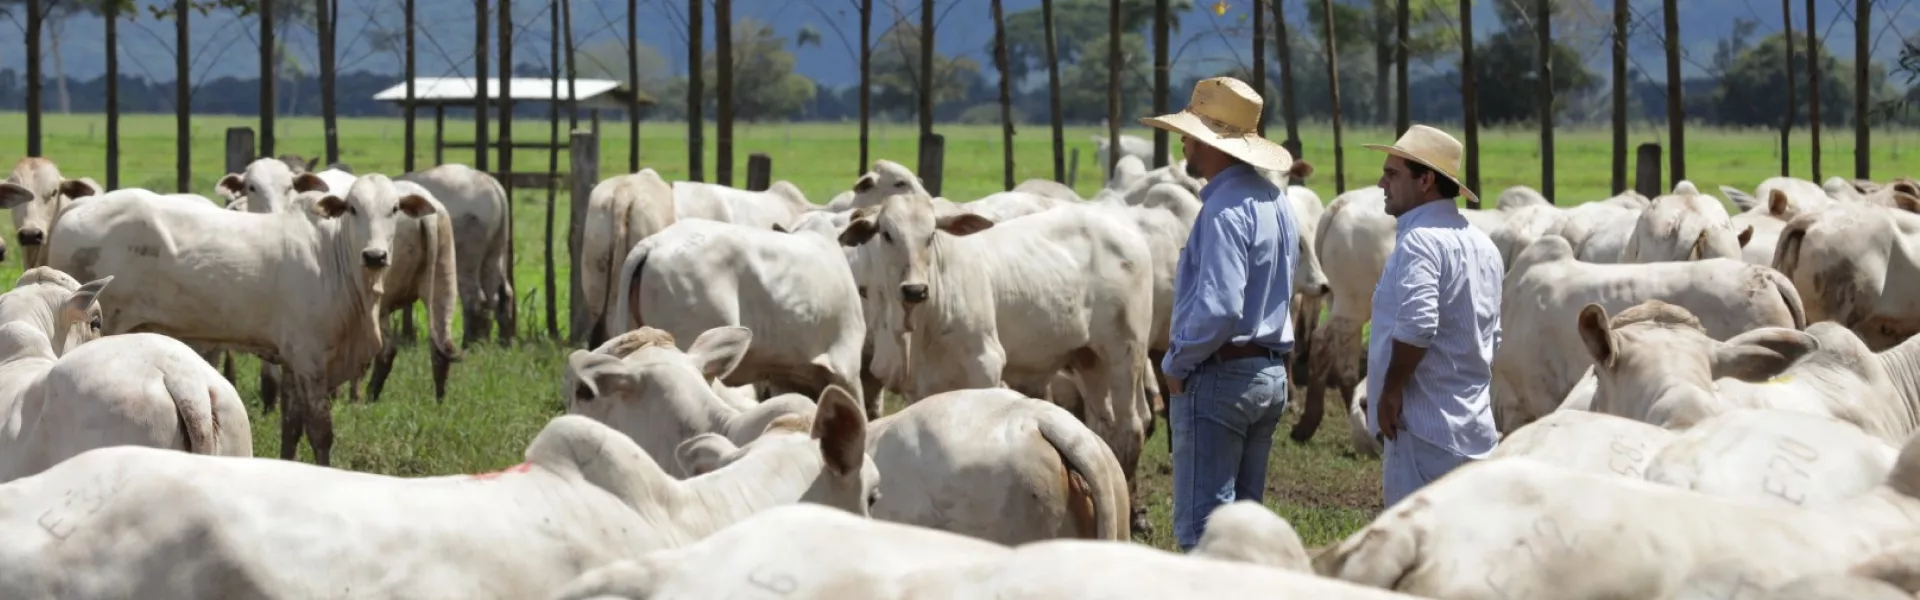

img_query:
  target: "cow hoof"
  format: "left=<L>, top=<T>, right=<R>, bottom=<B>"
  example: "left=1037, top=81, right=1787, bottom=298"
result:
left=1129, top=507, right=1154, bottom=539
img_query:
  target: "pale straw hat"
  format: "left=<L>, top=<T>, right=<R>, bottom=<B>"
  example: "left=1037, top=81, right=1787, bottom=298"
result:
left=1138, top=77, right=1294, bottom=173
left=1364, top=124, right=1478, bottom=203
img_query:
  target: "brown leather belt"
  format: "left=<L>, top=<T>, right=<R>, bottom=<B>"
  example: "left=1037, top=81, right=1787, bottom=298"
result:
left=1209, top=344, right=1284, bottom=363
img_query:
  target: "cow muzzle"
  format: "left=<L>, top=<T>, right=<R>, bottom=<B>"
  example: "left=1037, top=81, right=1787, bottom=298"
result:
left=900, top=283, right=929, bottom=304
left=362, top=249, right=390, bottom=268
left=17, top=228, right=44, bottom=246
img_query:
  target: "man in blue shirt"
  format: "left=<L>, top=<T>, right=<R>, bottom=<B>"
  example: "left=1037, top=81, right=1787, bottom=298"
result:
left=1140, top=77, right=1300, bottom=551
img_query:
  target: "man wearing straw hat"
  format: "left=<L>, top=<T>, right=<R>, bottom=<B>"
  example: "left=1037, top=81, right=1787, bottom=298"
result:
left=1363, top=124, right=1504, bottom=508
left=1140, top=76, right=1300, bottom=551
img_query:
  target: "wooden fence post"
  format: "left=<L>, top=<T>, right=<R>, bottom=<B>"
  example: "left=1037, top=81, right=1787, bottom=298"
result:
left=918, top=134, right=946, bottom=198
left=746, top=153, right=772, bottom=192
left=568, top=130, right=601, bottom=347
left=1634, top=143, right=1663, bottom=199
left=225, top=127, right=256, bottom=180
left=1068, top=147, right=1081, bottom=189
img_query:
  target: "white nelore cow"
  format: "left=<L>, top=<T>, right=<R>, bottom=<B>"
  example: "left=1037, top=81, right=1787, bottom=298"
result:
left=579, top=169, right=679, bottom=347
left=837, top=191, right=1155, bottom=535
left=897, top=538, right=1425, bottom=600
left=1294, top=187, right=1394, bottom=445
left=0, top=320, right=253, bottom=482
left=0, top=267, right=112, bottom=356
left=43, top=177, right=435, bottom=466
left=1317, top=432, right=1920, bottom=600
left=1643, top=408, right=1898, bottom=508
left=1720, top=177, right=1836, bottom=267
left=0, top=409, right=876, bottom=600
left=397, top=164, right=517, bottom=346
left=611, top=219, right=866, bottom=407
left=1773, top=199, right=1920, bottom=351
left=1575, top=300, right=1920, bottom=448
left=1, top=157, right=93, bottom=267
left=217, top=157, right=313, bottom=214
left=672, top=180, right=812, bottom=230
left=1485, top=409, right=1678, bottom=480
left=1092, top=133, right=1154, bottom=180
left=1622, top=181, right=1752, bottom=263
left=563, top=327, right=822, bottom=478
left=1491, top=235, right=1805, bottom=431
left=337, top=180, right=460, bottom=404
left=1012, top=178, right=1083, bottom=203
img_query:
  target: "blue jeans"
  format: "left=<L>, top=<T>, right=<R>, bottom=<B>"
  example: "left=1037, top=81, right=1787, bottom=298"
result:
left=1171, top=355, right=1289, bottom=551
left=1382, top=432, right=1473, bottom=508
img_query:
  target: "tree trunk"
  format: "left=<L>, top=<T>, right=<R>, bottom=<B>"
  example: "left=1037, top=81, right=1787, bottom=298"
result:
left=920, top=0, right=935, bottom=146
left=264, top=0, right=277, bottom=158
left=174, top=0, right=190, bottom=193
left=546, top=0, right=562, bottom=341
left=403, top=0, right=414, bottom=172
left=1373, top=5, right=1388, bottom=126
left=1108, top=0, right=1121, bottom=175
left=1044, top=0, right=1065, bottom=182
left=26, top=0, right=41, bottom=157
left=322, top=0, right=340, bottom=166
left=687, top=0, right=703, bottom=182
left=1537, top=0, right=1554, bottom=201
left=1805, top=0, right=1821, bottom=181
left=627, top=0, right=640, bottom=172
left=1322, top=0, right=1345, bottom=194
left=474, top=0, right=489, bottom=172
left=1781, top=0, right=1795, bottom=176
left=50, top=16, right=69, bottom=114
left=1663, top=0, right=1683, bottom=186
left=1253, top=0, right=1267, bottom=137
left=993, top=0, right=1014, bottom=191
left=716, top=0, right=734, bottom=187
left=106, top=4, right=120, bottom=188
left=1153, top=0, right=1170, bottom=167
left=1855, top=0, right=1870, bottom=179
left=1272, top=0, right=1301, bottom=150
left=1461, top=0, right=1477, bottom=200
left=859, top=0, right=872, bottom=176
left=1394, top=0, right=1408, bottom=134
left=500, top=0, right=514, bottom=189
left=564, top=0, right=578, bottom=130
left=1611, top=0, right=1627, bottom=194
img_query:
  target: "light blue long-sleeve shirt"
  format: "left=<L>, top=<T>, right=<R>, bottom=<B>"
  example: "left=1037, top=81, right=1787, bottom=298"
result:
left=1160, top=163, right=1299, bottom=381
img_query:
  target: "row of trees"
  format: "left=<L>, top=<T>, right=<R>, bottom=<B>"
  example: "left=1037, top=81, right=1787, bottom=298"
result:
left=6, top=0, right=1913, bottom=196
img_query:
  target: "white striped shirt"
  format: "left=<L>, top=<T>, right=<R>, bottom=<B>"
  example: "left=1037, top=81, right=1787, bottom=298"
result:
left=1365, top=199, right=1504, bottom=457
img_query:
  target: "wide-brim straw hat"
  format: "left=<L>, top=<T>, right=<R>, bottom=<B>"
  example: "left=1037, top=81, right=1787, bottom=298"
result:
left=1138, top=77, right=1294, bottom=174
left=1364, top=124, right=1478, bottom=203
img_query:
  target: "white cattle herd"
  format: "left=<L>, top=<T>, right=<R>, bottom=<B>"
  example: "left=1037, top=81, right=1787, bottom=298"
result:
left=2, top=143, right=1920, bottom=598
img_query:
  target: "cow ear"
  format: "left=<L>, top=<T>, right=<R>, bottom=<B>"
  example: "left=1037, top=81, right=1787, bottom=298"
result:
left=839, top=209, right=880, bottom=247
left=218, top=173, right=246, bottom=197
left=935, top=213, right=995, bottom=236
left=60, top=276, right=113, bottom=333
left=1894, top=193, right=1920, bottom=215
left=313, top=195, right=351, bottom=219
left=0, top=183, right=34, bottom=209
left=1576, top=304, right=1617, bottom=369
left=565, top=350, right=634, bottom=405
left=293, top=173, right=330, bottom=193
left=675, top=434, right=740, bottom=477
left=397, top=194, right=436, bottom=218
left=1688, top=230, right=1712, bottom=261
left=1736, top=225, right=1754, bottom=248
left=1709, top=328, right=1819, bottom=382
left=686, top=326, right=751, bottom=381
left=1767, top=189, right=1790, bottom=217
left=811, top=385, right=867, bottom=477
left=59, top=179, right=97, bottom=200
left=852, top=174, right=876, bottom=193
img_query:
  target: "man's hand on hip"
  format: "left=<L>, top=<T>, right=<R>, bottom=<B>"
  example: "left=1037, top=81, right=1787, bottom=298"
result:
left=1375, top=388, right=1403, bottom=443
left=1166, top=378, right=1184, bottom=397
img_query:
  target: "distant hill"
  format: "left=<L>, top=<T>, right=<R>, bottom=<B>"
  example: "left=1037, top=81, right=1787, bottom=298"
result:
left=2, top=0, right=1911, bottom=90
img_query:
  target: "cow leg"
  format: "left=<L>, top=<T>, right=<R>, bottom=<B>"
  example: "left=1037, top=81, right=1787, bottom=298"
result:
left=302, top=376, right=336, bottom=467
left=1072, top=348, right=1148, bottom=539
left=497, top=281, right=518, bottom=346
left=365, top=332, right=401, bottom=404
left=398, top=305, right=419, bottom=347
left=278, top=375, right=304, bottom=461
left=462, top=302, right=489, bottom=350
left=220, top=352, right=237, bottom=385
left=260, top=359, right=280, bottom=414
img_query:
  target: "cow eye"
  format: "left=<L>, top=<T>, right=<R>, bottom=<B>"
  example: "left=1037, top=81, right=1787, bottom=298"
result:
left=867, top=488, right=882, bottom=508
left=892, top=181, right=907, bottom=189
left=88, top=316, right=102, bottom=331
left=881, top=231, right=894, bottom=244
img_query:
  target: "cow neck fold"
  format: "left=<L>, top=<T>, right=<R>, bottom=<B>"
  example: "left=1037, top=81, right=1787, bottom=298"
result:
left=1878, top=336, right=1920, bottom=438
left=910, top=231, right=991, bottom=347
left=307, top=215, right=386, bottom=388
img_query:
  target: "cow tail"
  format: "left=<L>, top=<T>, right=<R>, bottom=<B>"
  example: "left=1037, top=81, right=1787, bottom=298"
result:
left=1037, top=410, right=1129, bottom=540
left=162, top=367, right=220, bottom=455
left=1770, top=269, right=1809, bottom=330
left=612, top=240, right=651, bottom=335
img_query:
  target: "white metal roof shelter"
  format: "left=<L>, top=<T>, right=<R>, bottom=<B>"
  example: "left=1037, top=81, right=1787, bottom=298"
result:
left=372, top=77, right=653, bottom=187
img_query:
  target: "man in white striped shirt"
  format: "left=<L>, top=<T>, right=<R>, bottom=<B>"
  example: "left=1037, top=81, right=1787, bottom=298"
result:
left=1362, top=125, right=1504, bottom=508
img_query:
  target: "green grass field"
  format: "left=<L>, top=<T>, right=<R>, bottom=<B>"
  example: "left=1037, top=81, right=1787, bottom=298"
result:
left=1, top=111, right=1916, bottom=550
